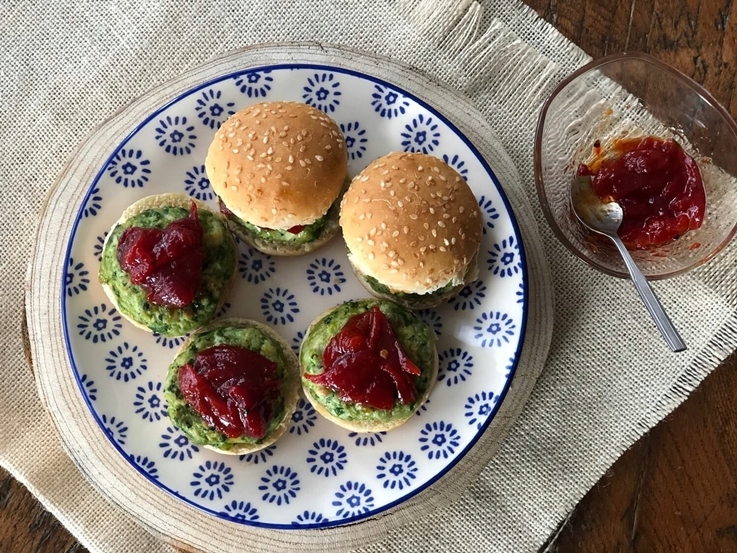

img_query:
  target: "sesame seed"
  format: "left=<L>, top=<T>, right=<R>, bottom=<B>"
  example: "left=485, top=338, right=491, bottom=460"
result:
left=231, top=185, right=238, bottom=191
left=410, top=214, right=418, bottom=220
left=390, top=190, right=395, bottom=197
left=267, top=164, right=273, bottom=171
left=399, top=178, right=407, bottom=184
left=228, top=132, right=236, bottom=138
left=418, top=165, right=423, bottom=171
left=459, top=206, right=465, bottom=213
left=423, top=223, right=429, bottom=230
left=263, top=136, right=268, bottom=144
left=391, top=260, right=398, bottom=267
left=439, top=175, right=447, bottom=182
left=388, top=250, right=396, bottom=258
left=429, top=207, right=435, bottom=214
left=432, top=166, right=440, bottom=173
left=390, top=269, right=399, bottom=274
left=431, top=229, right=437, bottom=237
left=461, top=233, right=466, bottom=239
left=235, top=176, right=241, bottom=183
left=380, top=222, right=386, bottom=230
left=403, top=226, right=409, bottom=234
left=439, top=246, right=447, bottom=252
left=288, top=155, right=294, bottom=163
left=444, top=238, right=450, bottom=246
left=451, top=237, right=457, bottom=244
left=392, top=230, right=399, bottom=237
left=299, top=160, right=306, bottom=167
left=260, top=177, right=266, bottom=183
left=315, top=155, right=323, bottom=161
left=410, top=241, right=417, bottom=247
left=360, top=175, right=369, bottom=182
left=246, top=155, right=254, bottom=161
left=438, top=221, right=446, bottom=228
left=267, top=147, right=274, bottom=155
left=420, top=262, right=425, bottom=268
left=397, top=201, right=404, bottom=207
left=285, top=165, right=293, bottom=171
left=300, top=145, right=307, bottom=152
left=325, top=144, right=332, bottom=150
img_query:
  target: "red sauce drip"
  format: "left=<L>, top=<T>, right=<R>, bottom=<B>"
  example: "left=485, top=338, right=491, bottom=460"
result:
left=218, top=198, right=305, bottom=234
left=577, top=137, right=706, bottom=249
left=304, top=306, right=421, bottom=410
left=117, top=202, right=205, bottom=307
left=178, top=345, right=281, bottom=439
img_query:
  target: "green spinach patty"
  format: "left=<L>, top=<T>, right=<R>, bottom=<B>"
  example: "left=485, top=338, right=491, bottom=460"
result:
left=164, top=324, right=293, bottom=450
left=99, top=206, right=236, bottom=336
left=300, top=299, right=436, bottom=424
left=363, top=275, right=458, bottom=305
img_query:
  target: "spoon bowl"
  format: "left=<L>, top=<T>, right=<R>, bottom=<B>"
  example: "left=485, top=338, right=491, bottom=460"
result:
left=570, top=175, right=687, bottom=353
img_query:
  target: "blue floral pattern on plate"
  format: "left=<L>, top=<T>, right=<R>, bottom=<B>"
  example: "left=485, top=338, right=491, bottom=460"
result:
left=83, top=185, right=103, bottom=218
left=260, top=287, right=299, bottom=325
left=133, top=381, right=167, bottom=422
left=401, top=113, right=440, bottom=154
left=77, top=303, right=122, bottom=343
left=473, top=311, right=517, bottom=348
left=438, top=348, right=474, bottom=387
left=306, top=439, right=347, bottom=477
left=258, top=465, right=300, bottom=506
left=195, top=89, right=235, bottom=130
left=239, top=445, right=277, bottom=465
left=222, top=500, right=259, bottom=522
left=101, top=414, right=128, bottom=447
left=464, top=391, right=498, bottom=430
left=65, top=257, right=90, bottom=297
left=302, top=72, right=341, bottom=113
left=442, top=154, right=468, bottom=180
left=488, top=235, right=522, bottom=278
left=333, top=481, right=374, bottom=519
left=416, top=309, right=442, bottom=337
left=153, top=333, right=188, bottom=350
left=306, top=258, right=345, bottom=296
left=235, top=70, right=273, bottom=98
left=184, top=164, right=213, bottom=201
left=376, top=451, right=417, bottom=491
left=349, top=432, right=386, bottom=447
left=370, top=84, right=410, bottom=119
left=191, top=461, right=233, bottom=501
left=93, top=232, right=108, bottom=263
left=290, top=398, right=317, bottom=436
left=105, top=342, right=147, bottom=382
left=106, top=148, right=151, bottom=188
left=62, top=64, right=527, bottom=530
left=239, top=247, right=275, bottom=283
left=159, top=427, right=199, bottom=461
left=449, top=281, right=486, bottom=311
left=292, top=510, right=328, bottom=526
left=132, top=455, right=159, bottom=479
left=79, top=373, right=97, bottom=401
left=154, top=115, right=196, bottom=156
left=418, top=421, right=460, bottom=460
left=478, top=195, right=500, bottom=234
left=339, top=121, right=368, bottom=160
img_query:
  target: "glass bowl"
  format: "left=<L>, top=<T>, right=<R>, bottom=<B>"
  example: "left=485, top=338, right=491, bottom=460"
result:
left=534, top=52, right=737, bottom=279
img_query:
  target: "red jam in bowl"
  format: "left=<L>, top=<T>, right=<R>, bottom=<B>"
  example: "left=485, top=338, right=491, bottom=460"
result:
left=178, top=345, right=281, bottom=439
left=577, top=136, right=706, bottom=249
left=117, top=202, right=205, bottom=308
left=304, top=305, right=421, bottom=410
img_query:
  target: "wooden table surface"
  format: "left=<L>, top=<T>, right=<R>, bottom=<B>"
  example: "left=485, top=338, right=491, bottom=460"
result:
left=3, top=0, right=737, bottom=551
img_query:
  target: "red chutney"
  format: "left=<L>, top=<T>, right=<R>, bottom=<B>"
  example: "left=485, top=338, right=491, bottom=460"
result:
left=577, top=136, right=706, bottom=249
left=218, top=199, right=304, bottom=234
left=117, top=202, right=205, bottom=307
left=178, top=345, right=281, bottom=439
left=304, top=306, right=421, bottom=410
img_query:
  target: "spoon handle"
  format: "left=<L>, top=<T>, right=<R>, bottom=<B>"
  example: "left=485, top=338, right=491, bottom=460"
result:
left=611, top=236, right=687, bottom=352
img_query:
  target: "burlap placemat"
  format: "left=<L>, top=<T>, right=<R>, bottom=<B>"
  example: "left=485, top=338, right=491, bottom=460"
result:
left=5, top=1, right=737, bottom=552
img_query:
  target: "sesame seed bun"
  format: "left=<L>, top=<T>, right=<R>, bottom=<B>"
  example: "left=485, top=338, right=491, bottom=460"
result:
left=100, top=193, right=236, bottom=335
left=205, top=101, right=348, bottom=230
left=339, top=152, right=483, bottom=296
left=167, top=318, right=300, bottom=456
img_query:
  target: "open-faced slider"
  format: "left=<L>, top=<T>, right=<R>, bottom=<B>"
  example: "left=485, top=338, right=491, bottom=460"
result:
left=163, top=318, right=300, bottom=455
left=300, top=299, right=438, bottom=432
left=98, top=193, right=237, bottom=336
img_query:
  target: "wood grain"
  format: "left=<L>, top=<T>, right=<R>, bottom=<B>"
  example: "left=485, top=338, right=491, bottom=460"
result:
left=3, top=1, right=737, bottom=552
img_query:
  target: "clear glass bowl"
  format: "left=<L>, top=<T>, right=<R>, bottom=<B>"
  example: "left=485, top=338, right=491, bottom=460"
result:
left=535, top=52, right=737, bottom=279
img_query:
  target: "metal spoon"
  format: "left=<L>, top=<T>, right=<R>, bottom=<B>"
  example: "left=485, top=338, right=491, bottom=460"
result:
left=571, top=175, right=687, bottom=352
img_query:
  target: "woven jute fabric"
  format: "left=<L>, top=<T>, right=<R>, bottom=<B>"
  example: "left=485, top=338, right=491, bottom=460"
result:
left=6, top=1, right=737, bottom=552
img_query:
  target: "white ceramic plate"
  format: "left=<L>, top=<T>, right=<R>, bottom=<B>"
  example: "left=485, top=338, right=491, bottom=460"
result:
left=62, top=62, right=527, bottom=529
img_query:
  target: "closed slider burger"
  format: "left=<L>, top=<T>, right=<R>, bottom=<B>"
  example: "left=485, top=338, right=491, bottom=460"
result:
left=205, top=101, right=348, bottom=255
left=340, top=152, right=483, bottom=309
